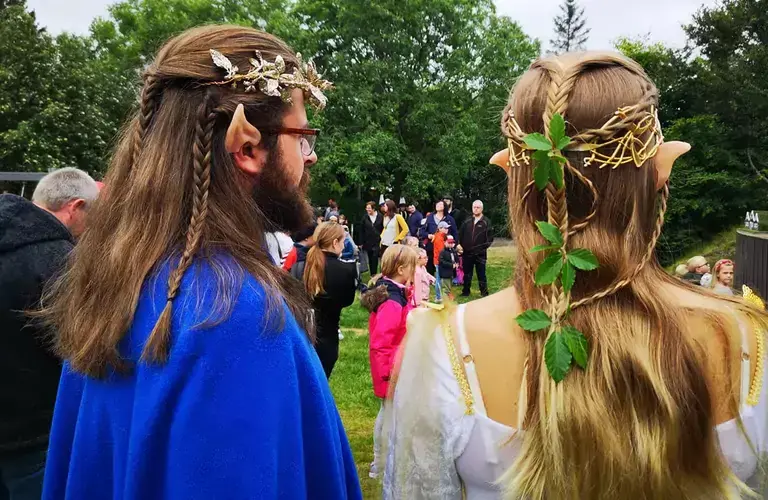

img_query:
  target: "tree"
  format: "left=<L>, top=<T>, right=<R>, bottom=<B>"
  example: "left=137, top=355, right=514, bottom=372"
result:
left=685, top=0, right=768, bottom=189
left=550, top=0, right=589, bottom=54
left=0, top=2, right=119, bottom=174
left=617, top=31, right=764, bottom=265
left=293, top=0, right=539, bottom=209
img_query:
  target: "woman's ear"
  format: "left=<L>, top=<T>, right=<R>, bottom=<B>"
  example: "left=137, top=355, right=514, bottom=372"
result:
left=654, top=141, right=690, bottom=190
left=490, top=149, right=511, bottom=174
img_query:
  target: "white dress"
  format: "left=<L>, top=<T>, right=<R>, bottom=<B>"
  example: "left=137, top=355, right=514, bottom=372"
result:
left=383, top=304, right=768, bottom=499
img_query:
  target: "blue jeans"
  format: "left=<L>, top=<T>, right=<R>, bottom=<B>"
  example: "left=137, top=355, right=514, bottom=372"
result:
left=434, top=267, right=442, bottom=301
left=0, top=449, right=46, bottom=500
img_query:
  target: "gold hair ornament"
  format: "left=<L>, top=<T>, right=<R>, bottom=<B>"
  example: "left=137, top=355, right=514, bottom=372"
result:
left=570, top=105, right=663, bottom=168
left=504, top=104, right=663, bottom=170
left=208, top=49, right=333, bottom=110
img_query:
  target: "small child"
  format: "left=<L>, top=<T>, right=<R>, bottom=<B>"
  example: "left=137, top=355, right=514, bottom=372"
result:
left=360, top=244, right=418, bottom=479
left=413, top=248, right=435, bottom=306
left=432, top=221, right=450, bottom=301
left=404, top=235, right=419, bottom=248
left=438, top=235, right=459, bottom=300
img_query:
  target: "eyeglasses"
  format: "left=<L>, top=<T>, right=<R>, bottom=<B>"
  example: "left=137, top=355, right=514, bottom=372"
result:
left=260, top=127, right=320, bottom=156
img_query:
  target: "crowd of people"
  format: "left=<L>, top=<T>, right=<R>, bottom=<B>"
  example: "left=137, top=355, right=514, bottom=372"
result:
left=1, top=25, right=768, bottom=500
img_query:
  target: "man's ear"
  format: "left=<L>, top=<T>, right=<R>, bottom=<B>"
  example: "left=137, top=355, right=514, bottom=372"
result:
left=70, top=198, right=86, bottom=212
left=226, top=104, right=266, bottom=176
left=654, top=141, right=690, bottom=190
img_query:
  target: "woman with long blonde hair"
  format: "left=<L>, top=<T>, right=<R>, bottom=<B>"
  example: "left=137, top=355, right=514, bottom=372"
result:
left=382, top=52, right=768, bottom=499
left=294, top=221, right=358, bottom=378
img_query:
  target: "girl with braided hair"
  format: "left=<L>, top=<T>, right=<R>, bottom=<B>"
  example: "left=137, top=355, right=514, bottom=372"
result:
left=39, top=25, right=360, bottom=499
left=382, top=52, right=768, bottom=499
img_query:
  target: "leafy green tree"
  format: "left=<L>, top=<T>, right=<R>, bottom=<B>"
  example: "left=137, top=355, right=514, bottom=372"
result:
left=550, top=0, right=589, bottom=54
left=685, top=0, right=768, bottom=188
left=293, top=0, right=539, bottom=210
left=617, top=32, right=763, bottom=264
left=0, top=2, right=118, bottom=174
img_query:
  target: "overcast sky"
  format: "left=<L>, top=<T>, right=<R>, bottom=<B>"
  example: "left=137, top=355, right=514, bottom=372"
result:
left=27, top=0, right=719, bottom=51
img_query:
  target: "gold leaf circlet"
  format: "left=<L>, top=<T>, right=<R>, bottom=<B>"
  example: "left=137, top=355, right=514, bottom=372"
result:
left=503, top=104, right=663, bottom=169
left=208, top=49, right=334, bottom=111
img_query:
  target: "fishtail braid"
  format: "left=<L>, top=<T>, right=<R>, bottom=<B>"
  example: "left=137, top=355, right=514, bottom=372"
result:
left=539, top=62, right=588, bottom=320
left=142, top=88, right=216, bottom=362
left=130, top=74, right=162, bottom=169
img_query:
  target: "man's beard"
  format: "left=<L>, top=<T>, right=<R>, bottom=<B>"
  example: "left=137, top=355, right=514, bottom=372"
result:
left=252, top=148, right=314, bottom=234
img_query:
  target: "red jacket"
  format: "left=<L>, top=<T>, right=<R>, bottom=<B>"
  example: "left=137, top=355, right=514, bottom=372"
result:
left=361, top=278, right=413, bottom=398
left=433, top=231, right=447, bottom=266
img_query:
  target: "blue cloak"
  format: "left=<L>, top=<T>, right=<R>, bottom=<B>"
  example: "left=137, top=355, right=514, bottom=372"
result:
left=43, top=258, right=362, bottom=499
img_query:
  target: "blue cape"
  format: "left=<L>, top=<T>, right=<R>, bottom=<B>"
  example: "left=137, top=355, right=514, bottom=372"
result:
left=43, top=258, right=361, bottom=499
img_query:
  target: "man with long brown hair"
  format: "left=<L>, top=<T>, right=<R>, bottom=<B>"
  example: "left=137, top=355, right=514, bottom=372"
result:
left=40, top=26, right=360, bottom=499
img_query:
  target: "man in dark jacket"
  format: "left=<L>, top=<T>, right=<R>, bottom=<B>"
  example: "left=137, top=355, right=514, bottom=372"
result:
left=356, top=201, right=383, bottom=275
left=0, top=167, right=99, bottom=498
left=459, top=199, right=493, bottom=297
left=405, top=203, right=423, bottom=238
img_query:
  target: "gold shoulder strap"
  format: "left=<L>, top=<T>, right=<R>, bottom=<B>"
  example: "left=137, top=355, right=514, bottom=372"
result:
left=743, top=285, right=766, bottom=406
left=437, top=307, right=475, bottom=416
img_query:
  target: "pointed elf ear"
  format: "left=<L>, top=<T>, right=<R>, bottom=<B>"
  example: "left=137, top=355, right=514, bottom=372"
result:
left=654, top=141, right=690, bottom=190
left=225, top=104, right=262, bottom=154
left=490, top=148, right=511, bottom=174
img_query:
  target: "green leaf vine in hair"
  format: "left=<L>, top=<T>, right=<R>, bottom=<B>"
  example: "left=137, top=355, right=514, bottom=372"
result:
left=514, top=113, right=600, bottom=383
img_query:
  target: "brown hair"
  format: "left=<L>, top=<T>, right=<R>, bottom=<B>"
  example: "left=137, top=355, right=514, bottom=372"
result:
left=383, top=199, right=397, bottom=218
left=380, top=244, right=418, bottom=279
left=303, top=221, right=345, bottom=297
left=39, top=25, right=312, bottom=377
left=365, top=201, right=376, bottom=210
left=502, top=52, right=768, bottom=498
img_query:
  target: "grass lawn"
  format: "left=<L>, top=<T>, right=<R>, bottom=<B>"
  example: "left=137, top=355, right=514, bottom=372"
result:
left=330, top=245, right=516, bottom=499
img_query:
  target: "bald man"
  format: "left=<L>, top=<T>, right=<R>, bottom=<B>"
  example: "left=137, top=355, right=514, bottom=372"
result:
left=458, top=200, right=493, bottom=297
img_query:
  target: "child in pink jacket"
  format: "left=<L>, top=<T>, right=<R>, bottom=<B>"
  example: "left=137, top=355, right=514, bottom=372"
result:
left=360, top=244, right=418, bottom=478
left=413, top=247, right=435, bottom=305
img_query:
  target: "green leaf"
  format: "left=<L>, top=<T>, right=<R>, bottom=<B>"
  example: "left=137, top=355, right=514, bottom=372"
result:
left=549, top=161, right=564, bottom=189
left=515, top=309, right=552, bottom=331
left=532, top=150, right=549, bottom=163
left=556, top=136, right=571, bottom=151
left=567, top=248, right=599, bottom=271
left=536, top=221, right=563, bottom=246
left=562, top=325, right=589, bottom=369
left=533, top=164, right=549, bottom=190
left=530, top=244, right=558, bottom=253
left=535, top=252, right=563, bottom=286
left=545, top=332, right=572, bottom=382
left=561, top=261, right=575, bottom=293
left=549, top=113, right=566, bottom=146
left=524, top=132, right=553, bottom=151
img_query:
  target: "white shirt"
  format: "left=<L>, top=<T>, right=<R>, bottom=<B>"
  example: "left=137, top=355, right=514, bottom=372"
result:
left=385, top=304, right=768, bottom=499
left=369, top=213, right=377, bottom=224
left=266, top=232, right=293, bottom=266
left=381, top=216, right=398, bottom=246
